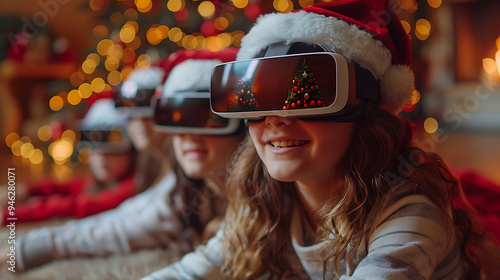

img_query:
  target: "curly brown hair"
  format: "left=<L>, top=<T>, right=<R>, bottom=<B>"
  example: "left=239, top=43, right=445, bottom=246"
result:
left=221, top=105, right=499, bottom=279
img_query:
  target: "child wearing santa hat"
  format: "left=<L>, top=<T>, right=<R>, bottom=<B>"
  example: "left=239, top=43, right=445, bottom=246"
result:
left=142, top=0, right=499, bottom=279
left=1, top=98, right=141, bottom=225
left=6, top=48, right=245, bottom=276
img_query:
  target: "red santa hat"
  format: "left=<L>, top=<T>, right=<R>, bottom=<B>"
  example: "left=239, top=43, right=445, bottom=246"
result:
left=237, top=0, right=414, bottom=114
left=79, top=98, right=132, bottom=152
left=160, top=48, right=239, bottom=97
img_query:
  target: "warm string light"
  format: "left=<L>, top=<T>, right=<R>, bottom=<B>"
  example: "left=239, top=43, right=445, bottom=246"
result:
left=4, top=130, right=76, bottom=165
left=481, top=36, right=500, bottom=82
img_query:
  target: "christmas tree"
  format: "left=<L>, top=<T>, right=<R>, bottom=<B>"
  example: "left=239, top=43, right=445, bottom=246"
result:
left=283, top=59, right=324, bottom=110
left=228, top=77, right=258, bottom=111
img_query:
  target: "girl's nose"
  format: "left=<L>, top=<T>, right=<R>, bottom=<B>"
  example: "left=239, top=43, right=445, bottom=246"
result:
left=265, top=116, right=296, bottom=128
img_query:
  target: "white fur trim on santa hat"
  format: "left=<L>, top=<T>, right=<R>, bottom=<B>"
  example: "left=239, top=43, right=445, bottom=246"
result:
left=380, top=64, right=415, bottom=114
left=125, top=66, right=164, bottom=89
left=81, top=99, right=127, bottom=130
left=162, top=59, right=222, bottom=97
left=237, top=11, right=392, bottom=79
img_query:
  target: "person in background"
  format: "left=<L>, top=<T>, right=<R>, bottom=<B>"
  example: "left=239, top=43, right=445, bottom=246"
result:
left=1, top=98, right=141, bottom=225
left=142, top=1, right=500, bottom=279
left=5, top=49, right=244, bottom=276
left=115, top=59, right=173, bottom=193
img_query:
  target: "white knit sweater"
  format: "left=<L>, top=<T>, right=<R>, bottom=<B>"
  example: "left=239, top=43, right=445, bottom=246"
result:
left=142, top=183, right=464, bottom=279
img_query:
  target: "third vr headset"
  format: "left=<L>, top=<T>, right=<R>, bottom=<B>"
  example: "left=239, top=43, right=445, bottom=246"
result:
left=210, top=51, right=381, bottom=122
left=154, top=91, right=241, bottom=135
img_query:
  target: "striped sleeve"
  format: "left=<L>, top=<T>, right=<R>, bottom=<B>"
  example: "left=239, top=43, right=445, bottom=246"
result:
left=341, top=184, right=464, bottom=280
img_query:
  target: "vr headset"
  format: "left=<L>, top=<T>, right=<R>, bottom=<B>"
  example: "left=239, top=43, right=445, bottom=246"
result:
left=114, top=81, right=158, bottom=117
left=78, top=128, right=132, bottom=152
left=153, top=91, right=241, bottom=135
left=210, top=50, right=380, bottom=122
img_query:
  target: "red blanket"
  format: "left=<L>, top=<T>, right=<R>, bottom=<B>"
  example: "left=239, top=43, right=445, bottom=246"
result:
left=455, top=170, right=500, bottom=240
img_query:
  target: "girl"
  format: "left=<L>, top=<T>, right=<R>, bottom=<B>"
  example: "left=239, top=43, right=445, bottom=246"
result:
left=7, top=49, right=244, bottom=276
left=1, top=98, right=140, bottom=225
left=143, top=1, right=499, bottom=279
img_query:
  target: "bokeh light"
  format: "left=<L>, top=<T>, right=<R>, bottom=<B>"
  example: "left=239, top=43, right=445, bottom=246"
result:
left=79, top=83, right=93, bottom=99
left=97, top=39, right=114, bottom=56
left=399, top=0, right=418, bottom=13
left=30, top=149, right=44, bottom=164
left=400, top=20, right=411, bottom=35
left=231, top=31, right=245, bottom=48
left=167, top=0, right=184, bottom=12
left=147, top=25, right=164, bottom=45
left=135, top=0, right=152, bottom=13
left=273, top=0, right=293, bottom=13
left=136, top=54, right=152, bottom=68
left=415, top=19, right=431, bottom=41
left=93, top=25, right=108, bottom=37
left=214, top=17, right=229, bottom=31
left=5, top=132, right=19, bottom=148
left=89, top=0, right=107, bottom=11
left=62, top=130, right=76, bottom=143
left=427, top=0, right=442, bottom=8
left=105, top=56, right=120, bottom=71
left=11, top=140, right=23, bottom=156
left=49, top=138, right=74, bottom=165
left=233, top=0, right=248, bottom=9
left=198, top=1, right=216, bottom=18
left=299, top=0, right=314, bottom=8
left=82, top=59, right=97, bottom=74
left=108, top=70, right=122, bottom=86
left=91, top=78, right=106, bottom=93
left=38, top=125, right=52, bottom=142
left=409, top=90, right=421, bottom=105
left=125, top=36, right=141, bottom=51
left=21, top=142, right=35, bottom=158
left=49, top=95, right=64, bottom=111
left=168, top=27, right=183, bottom=42
left=70, top=71, right=85, bottom=87
left=120, top=23, right=136, bottom=43
left=424, top=117, right=439, bottom=134
left=67, top=89, right=82, bottom=105
left=483, top=58, right=496, bottom=74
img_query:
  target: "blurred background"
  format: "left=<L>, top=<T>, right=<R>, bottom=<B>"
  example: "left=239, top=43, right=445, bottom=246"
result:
left=1, top=0, right=499, bottom=186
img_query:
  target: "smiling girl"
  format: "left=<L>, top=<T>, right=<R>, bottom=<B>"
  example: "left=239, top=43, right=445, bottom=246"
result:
left=8, top=49, right=244, bottom=275
left=142, top=1, right=499, bottom=279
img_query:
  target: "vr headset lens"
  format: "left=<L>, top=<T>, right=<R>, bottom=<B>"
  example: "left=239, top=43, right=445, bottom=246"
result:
left=210, top=53, right=351, bottom=119
left=115, top=81, right=157, bottom=108
left=79, top=129, right=131, bottom=151
left=154, top=93, right=240, bottom=135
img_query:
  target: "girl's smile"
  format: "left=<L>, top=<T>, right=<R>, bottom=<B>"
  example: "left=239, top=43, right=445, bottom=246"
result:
left=182, top=146, right=208, bottom=160
left=249, top=116, right=353, bottom=185
left=266, top=136, right=310, bottom=154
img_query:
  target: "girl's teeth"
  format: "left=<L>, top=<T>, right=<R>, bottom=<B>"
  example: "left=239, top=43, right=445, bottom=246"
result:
left=270, top=140, right=307, bottom=148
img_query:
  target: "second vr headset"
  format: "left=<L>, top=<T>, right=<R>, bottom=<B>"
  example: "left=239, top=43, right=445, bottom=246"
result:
left=154, top=91, right=241, bottom=135
left=210, top=52, right=381, bottom=122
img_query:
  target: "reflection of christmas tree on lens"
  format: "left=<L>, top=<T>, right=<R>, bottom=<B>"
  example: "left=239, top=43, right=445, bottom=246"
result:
left=284, top=59, right=325, bottom=110
left=228, top=78, right=259, bottom=111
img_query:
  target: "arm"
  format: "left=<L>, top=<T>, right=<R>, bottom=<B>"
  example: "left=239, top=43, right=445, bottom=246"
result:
left=339, top=191, right=461, bottom=279
left=3, top=176, right=136, bottom=224
left=26, top=177, right=88, bottom=197
left=16, top=172, right=183, bottom=271
left=141, top=228, right=226, bottom=280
